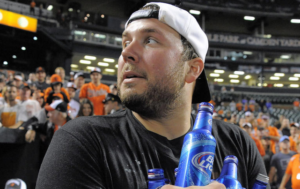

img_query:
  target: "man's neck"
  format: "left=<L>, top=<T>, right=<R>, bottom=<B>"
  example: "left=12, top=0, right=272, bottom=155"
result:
left=132, top=102, right=192, bottom=140
left=281, top=149, right=290, bottom=154
left=38, top=79, right=45, bottom=83
left=92, top=81, right=101, bottom=86
left=9, top=100, right=17, bottom=106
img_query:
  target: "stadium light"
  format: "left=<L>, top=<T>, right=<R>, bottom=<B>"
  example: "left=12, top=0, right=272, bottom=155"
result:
left=105, top=69, right=115, bottom=73
left=244, top=16, right=255, bottom=21
left=289, top=77, right=299, bottom=81
left=229, top=74, right=239, bottom=78
left=33, top=36, right=38, bottom=40
left=3, top=61, right=8, bottom=65
left=12, top=55, right=17, bottom=59
left=87, top=66, right=95, bottom=70
left=280, top=55, right=290, bottom=59
left=230, top=79, right=239, bottom=83
left=291, top=19, right=300, bottom=24
left=79, top=60, right=91, bottom=64
left=209, top=73, right=220, bottom=77
left=214, top=70, right=224, bottom=73
left=115, top=65, right=118, bottom=68
left=21, top=46, right=26, bottom=50
left=274, top=73, right=285, bottom=77
left=290, top=84, right=299, bottom=88
left=103, top=58, right=115, bottom=63
left=84, top=55, right=96, bottom=60
left=294, top=74, right=300, bottom=77
left=234, top=71, right=244, bottom=75
left=258, top=83, right=267, bottom=87
left=98, top=62, right=109, bottom=67
left=214, top=78, right=224, bottom=82
left=47, top=5, right=53, bottom=11
left=71, top=64, right=78, bottom=68
left=245, top=75, right=251, bottom=79
left=270, top=76, right=280, bottom=80
left=243, top=51, right=253, bottom=55
left=274, top=83, right=283, bottom=87
left=189, top=10, right=201, bottom=15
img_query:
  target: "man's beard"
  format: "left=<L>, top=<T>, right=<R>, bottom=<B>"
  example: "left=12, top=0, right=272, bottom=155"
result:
left=118, top=61, right=185, bottom=120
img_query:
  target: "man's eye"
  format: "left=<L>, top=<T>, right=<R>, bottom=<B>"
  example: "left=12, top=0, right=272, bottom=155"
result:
left=123, top=41, right=130, bottom=48
left=146, top=38, right=157, bottom=44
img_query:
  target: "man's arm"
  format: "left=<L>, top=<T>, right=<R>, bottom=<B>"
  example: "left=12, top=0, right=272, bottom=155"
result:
left=8, top=121, right=23, bottom=129
left=269, top=135, right=280, bottom=142
left=278, top=173, right=291, bottom=189
left=268, top=166, right=276, bottom=184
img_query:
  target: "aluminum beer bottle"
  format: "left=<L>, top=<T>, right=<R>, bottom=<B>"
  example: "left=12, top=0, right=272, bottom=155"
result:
left=175, top=102, right=216, bottom=187
left=216, top=155, right=243, bottom=189
left=252, top=173, right=269, bottom=189
left=148, top=169, right=165, bottom=189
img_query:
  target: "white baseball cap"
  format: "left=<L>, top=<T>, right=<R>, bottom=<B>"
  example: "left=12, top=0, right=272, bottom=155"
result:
left=90, top=67, right=101, bottom=74
left=126, top=2, right=210, bottom=103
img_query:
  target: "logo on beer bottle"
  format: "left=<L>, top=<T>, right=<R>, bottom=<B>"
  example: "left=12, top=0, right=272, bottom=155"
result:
left=191, top=152, right=214, bottom=176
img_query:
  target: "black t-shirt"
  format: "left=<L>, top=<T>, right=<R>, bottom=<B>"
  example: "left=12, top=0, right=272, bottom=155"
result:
left=34, top=81, right=50, bottom=92
left=36, top=109, right=268, bottom=189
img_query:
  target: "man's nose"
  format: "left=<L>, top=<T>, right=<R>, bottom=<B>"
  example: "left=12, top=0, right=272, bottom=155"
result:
left=121, top=40, right=140, bottom=64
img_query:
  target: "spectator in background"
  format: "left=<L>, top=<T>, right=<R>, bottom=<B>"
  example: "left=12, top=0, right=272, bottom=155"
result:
left=280, top=118, right=291, bottom=136
left=215, top=96, right=222, bottom=107
left=103, top=93, right=122, bottom=115
left=221, top=86, right=227, bottom=93
left=289, top=123, right=300, bottom=153
left=245, top=111, right=253, bottom=123
left=67, top=82, right=77, bottom=99
left=36, top=92, right=45, bottom=108
left=13, top=75, right=23, bottom=89
left=229, top=113, right=238, bottom=126
left=46, top=100, right=71, bottom=133
left=44, top=74, right=70, bottom=104
left=18, top=83, right=41, bottom=122
left=256, top=112, right=263, bottom=126
left=279, top=141, right=300, bottom=189
left=79, top=67, right=110, bottom=115
left=46, top=75, right=51, bottom=84
left=261, top=136, right=273, bottom=175
left=55, top=67, right=68, bottom=88
left=249, top=98, right=256, bottom=112
left=241, top=123, right=265, bottom=157
left=269, top=136, right=295, bottom=189
left=74, top=72, right=85, bottom=100
left=258, top=99, right=265, bottom=112
left=34, top=67, right=50, bottom=92
left=212, top=112, right=222, bottom=120
left=39, top=4, right=43, bottom=17
left=229, top=100, right=236, bottom=112
left=77, top=99, right=94, bottom=117
left=236, top=100, right=243, bottom=112
left=266, top=100, right=273, bottom=113
left=293, top=98, right=299, bottom=111
left=27, top=73, right=37, bottom=84
left=30, top=0, right=36, bottom=15
left=259, top=115, right=280, bottom=154
left=0, top=85, right=23, bottom=128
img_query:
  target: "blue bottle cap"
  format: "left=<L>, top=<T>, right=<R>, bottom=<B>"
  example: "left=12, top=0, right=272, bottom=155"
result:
left=148, top=169, right=164, bottom=179
left=224, top=155, right=238, bottom=165
left=199, top=102, right=214, bottom=113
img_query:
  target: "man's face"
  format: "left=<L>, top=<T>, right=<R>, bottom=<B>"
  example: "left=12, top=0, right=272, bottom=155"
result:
left=104, top=101, right=115, bottom=115
left=53, top=83, right=61, bottom=93
left=75, top=76, right=85, bottom=89
left=15, top=80, right=22, bottom=87
left=20, top=88, right=31, bottom=101
left=47, top=110, right=60, bottom=125
left=290, top=127, right=299, bottom=137
left=7, top=86, right=17, bottom=101
left=36, top=71, right=46, bottom=82
left=56, top=69, right=65, bottom=80
left=117, top=19, right=186, bottom=119
left=242, top=126, right=252, bottom=135
left=67, top=88, right=76, bottom=99
left=280, top=140, right=290, bottom=150
left=90, top=72, right=102, bottom=83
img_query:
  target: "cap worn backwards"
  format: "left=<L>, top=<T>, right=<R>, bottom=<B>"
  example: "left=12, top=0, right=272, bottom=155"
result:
left=125, top=2, right=210, bottom=103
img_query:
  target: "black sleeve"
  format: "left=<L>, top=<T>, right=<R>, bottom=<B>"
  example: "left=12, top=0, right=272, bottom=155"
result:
left=36, top=120, right=106, bottom=189
left=60, top=91, right=70, bottom=103
left=46, top=91, right=54, bottom=104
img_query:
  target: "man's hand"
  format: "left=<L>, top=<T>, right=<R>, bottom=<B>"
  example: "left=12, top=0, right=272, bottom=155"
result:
left=161, top=182, right=226, bottom=189
left=25, top=130, right=36, bottom=143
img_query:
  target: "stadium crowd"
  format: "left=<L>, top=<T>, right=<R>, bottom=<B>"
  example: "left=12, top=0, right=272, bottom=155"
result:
left=1, top=66, right=300, bottom=189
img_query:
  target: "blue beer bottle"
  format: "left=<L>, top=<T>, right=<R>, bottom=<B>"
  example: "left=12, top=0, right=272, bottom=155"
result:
left=148, top=169, right=165, bottom=189
left=252, top=173, right=269, bottom=189
left=175, top=102, right=216, bottom=187
left=216, top=155, right=243, bottom=189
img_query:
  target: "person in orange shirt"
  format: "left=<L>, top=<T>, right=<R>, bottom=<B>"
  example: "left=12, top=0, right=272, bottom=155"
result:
left=79, top=67, right=110, bottom=115
left=30, top=0, right=36, bottom=15
left=254, top=115, right=280, bottom=154
left=236, top=101, right=243, bottom=111
left=256, top=112, right=263, bottom=127
left=293, top=98, right=299, bottom=111
left=289, top=123, right=300, bottom=152
left=241, top=122, right=265, bottom=157
left=44, top=74, right=70, bottom=104
left=279, top=140, right=300, bottom=189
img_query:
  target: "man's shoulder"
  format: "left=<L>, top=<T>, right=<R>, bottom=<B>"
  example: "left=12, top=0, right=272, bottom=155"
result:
left=62, top=109, right=128, bottom=136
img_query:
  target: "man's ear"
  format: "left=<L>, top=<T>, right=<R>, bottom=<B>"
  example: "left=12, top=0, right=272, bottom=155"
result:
left=185, top=57, right=204, bottom=84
